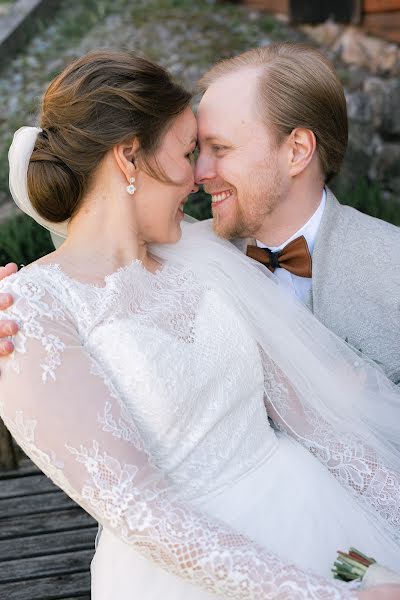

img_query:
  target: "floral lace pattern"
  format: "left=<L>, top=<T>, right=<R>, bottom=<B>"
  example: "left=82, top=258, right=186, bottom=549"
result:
left=262, top=352, right=400, bottom=544
left=0, top=261, right=376, bottom=599
left=306, top=423, right=400, bottom=542
left=5, top=275, right=67, bottom=382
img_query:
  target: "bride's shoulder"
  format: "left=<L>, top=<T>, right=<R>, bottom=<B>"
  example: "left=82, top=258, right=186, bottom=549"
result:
left=0, top=255, right=68, bottom=310
left=1, top=262, right=54, bottom=288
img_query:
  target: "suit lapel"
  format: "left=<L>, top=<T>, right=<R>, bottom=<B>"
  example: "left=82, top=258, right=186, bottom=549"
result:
left=303, top=288, right=313, bottom=311
left=311, top=188, right=348, bottom=318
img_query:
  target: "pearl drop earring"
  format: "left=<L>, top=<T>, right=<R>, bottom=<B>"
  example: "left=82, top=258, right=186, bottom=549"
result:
left=126, top=177, right=136, bottom=195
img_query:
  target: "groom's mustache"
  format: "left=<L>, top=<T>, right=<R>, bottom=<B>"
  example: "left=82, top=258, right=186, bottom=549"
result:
left=203, top=186, right=234, bottom=195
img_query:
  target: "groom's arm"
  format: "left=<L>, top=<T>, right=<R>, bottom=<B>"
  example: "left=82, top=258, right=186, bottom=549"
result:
left=0, top=263, right=19, bottom=355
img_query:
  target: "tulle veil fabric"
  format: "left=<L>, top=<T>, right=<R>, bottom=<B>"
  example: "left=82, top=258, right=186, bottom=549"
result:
left=8, top=125, right=400, bottom=548
left=152, top=221, right=400, bottom=543
left=8, top=126, right=70, bottom=238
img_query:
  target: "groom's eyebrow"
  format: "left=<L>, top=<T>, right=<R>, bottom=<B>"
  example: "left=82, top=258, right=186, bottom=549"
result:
left=203, top=135, right=230, bottom=144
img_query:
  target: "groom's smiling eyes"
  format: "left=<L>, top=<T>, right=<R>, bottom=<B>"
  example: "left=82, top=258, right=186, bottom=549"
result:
left=198, top=134, right=232, bottom=155
left=211, top=144, right=228, bottom=155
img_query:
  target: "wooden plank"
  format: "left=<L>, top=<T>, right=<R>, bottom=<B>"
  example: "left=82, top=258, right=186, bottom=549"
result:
left=0, top=526, right=97, bottom=561
left=0, top=548, right=94, bottom=583
left=0, top=490, right=76, bottom=518
left=364, top=0, right=400, bottom=13
left=0, top=473, right=57, bottom=498
left=0, top=458, right=40, bottom=480
left=0, top=418, right=17, bottom=470
left=0, top=571, right=90, bottom=600
left=362, top=10, right=400, bottom=41
left=0, top=507, right=95, bottom=539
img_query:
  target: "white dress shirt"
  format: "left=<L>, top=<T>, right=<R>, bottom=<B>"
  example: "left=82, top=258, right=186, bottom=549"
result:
left=256, top=190, right=326, bottom=302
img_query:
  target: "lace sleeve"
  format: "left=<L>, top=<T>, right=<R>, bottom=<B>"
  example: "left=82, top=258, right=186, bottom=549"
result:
left=0, top=276, right=355, bottom=600
left=261, top=350, right=400, bottom=540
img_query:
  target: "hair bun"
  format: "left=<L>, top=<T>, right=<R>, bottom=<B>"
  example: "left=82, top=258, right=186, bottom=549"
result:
left=28, top=134, right=82, bottom=223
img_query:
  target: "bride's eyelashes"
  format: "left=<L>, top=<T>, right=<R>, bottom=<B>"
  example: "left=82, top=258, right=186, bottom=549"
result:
left=185, top=145, right=199, bottom=164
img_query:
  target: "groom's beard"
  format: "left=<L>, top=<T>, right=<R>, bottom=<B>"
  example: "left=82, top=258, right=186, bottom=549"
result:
left=213, top=165, right=284, bottom=241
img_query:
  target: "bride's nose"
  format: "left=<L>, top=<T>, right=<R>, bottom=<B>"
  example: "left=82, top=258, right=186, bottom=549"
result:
left=191, top=184, right=199, bottom=193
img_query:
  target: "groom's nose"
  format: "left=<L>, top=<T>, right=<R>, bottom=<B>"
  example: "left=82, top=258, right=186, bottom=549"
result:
left=194, top=152, right=216, bottom=185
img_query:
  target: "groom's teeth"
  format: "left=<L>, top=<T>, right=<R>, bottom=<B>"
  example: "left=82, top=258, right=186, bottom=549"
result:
left=212, top=190, right=232, bottom=203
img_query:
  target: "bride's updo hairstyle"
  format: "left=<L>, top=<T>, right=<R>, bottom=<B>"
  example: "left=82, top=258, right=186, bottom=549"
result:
left=27, top=50, right=192, bottom=223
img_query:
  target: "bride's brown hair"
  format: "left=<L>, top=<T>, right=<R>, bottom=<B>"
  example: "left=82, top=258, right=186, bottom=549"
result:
left=27, top=50, right=192, bottom=223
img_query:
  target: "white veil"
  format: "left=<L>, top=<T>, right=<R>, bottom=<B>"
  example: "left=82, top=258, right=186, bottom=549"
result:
left=8, top=125, right=400, bottom=547
left=8, top=127, right=69, bottom=238
left=153, top=219, right=400, bottom=544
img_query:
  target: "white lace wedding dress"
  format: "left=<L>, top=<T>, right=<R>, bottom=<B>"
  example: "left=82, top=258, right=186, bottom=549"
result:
left=0, top=256, right=399, bottom=600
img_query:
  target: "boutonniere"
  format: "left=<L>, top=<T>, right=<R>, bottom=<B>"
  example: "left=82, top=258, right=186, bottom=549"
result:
left=333, top=547, right=375, bottom=582
left=333, top=548, right=400, bottom=587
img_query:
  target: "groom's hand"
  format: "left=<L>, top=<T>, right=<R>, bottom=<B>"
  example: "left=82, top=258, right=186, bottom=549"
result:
left=0, top=263, right=19, bottom=356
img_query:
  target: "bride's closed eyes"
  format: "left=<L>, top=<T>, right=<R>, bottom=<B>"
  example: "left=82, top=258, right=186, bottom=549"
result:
left=185, top=143, right=198, bottom=164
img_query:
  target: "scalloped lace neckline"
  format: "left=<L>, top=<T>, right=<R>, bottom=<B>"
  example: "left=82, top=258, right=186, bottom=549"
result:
left=22, top=258, right=168, bottom=291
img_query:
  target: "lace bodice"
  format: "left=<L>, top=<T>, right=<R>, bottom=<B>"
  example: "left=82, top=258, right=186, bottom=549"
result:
left=50, top=260, right=276, bottom=502
left=0, top=260, right=359, bottom=599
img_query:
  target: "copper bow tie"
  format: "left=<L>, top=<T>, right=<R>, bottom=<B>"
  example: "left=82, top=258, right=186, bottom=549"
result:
left=246, top=235, right=312, bottom=278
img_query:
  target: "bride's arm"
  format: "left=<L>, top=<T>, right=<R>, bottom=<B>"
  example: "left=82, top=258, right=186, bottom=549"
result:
left=260, top=350, right=400, bottom=538
left=0, top=278, right=354, bottom=600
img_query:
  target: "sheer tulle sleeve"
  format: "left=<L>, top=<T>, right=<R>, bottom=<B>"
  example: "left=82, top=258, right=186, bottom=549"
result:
left=0, top=273, right=354, bottom=600
left=261, top=350, right=400, bottom=541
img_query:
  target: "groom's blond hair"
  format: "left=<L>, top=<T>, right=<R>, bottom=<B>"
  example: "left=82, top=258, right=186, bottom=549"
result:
left=199, top=43, right=348, bottom=183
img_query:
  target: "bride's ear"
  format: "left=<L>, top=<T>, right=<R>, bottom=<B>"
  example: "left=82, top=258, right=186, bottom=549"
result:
left=113, top=138, right=140, bottom=181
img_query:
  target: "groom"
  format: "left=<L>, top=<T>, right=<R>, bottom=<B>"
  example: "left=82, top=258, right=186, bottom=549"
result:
left=193, top=42, right=400, bottom=384
left=0, top=43, right=399, bottom=383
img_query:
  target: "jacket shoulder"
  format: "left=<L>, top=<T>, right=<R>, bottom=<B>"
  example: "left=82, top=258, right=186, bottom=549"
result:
left=336, top=203, right=400, bottom=257
left=338, top=203, right=400, bottom=236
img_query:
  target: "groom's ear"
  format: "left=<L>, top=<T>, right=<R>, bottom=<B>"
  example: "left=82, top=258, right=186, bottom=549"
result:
left=286, top=128, right=317, bottom=178
left=113, top=138, right=140, bottom=179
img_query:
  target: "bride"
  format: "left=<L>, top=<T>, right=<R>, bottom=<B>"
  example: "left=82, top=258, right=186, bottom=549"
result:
left=1, top=49, right=399, bottom=600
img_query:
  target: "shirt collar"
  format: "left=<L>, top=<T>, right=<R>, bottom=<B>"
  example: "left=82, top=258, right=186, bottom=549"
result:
left=256, top=189, right=326, bottom=256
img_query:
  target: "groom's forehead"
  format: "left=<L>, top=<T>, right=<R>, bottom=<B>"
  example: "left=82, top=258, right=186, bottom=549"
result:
left=198, top=72, right=259, bottom=135
left=199, top=70, right=259, bottom=119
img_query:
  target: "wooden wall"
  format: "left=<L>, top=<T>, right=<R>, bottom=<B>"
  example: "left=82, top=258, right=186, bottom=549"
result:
left=364, top=0, right=400, bottom=41
left=240, top=0, right=400, bottom=43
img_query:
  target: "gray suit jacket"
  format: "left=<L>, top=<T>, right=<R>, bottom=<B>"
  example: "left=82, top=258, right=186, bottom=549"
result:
left=236, top=188, right=400, bottom=384
left=311, top=188, right=400, bottom=383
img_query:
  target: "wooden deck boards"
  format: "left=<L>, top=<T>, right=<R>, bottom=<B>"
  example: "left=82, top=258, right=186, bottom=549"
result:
left=0, top=458, right=96, bottom=600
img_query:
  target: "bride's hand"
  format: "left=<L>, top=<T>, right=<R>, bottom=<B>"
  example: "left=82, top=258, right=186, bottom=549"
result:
left=0, top=263, right=19, bottom=355
left=357, top=585, right=400, bottom=599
